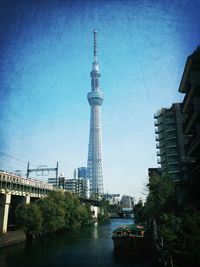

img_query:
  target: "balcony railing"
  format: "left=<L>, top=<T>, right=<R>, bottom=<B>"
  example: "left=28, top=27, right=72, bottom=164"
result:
left=166, top=136, right=176, bottom=141
left=157, top=157, right=166, bottom=164
left=165, top=126, right=176, bottom=132
left=157, top=150, right=165, bottom=156
left=156, top=142, right=165, bottom=149
left=155, top=134, right=164, bottom=141
left=165, top=120, right=175, bottom=125
left=167, top=152, right=178, bottom=157
left=155, top=125, right=164, bottom=133
left=154, top=117, right=163, bottom=126
left=166, top=143, right=177, bottom=148
left=167, top=161, right=179, bottom=165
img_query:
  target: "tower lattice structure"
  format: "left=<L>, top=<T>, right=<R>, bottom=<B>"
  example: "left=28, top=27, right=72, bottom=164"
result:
left=87, top=30, right=104, bottom=197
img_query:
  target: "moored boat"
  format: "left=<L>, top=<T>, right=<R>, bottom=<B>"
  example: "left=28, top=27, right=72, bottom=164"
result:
left=112, top=224, right=147, bottom=252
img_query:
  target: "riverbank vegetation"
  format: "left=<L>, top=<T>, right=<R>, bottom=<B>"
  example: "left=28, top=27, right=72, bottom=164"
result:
left=134, top=175, right=200, bottom=267
left=98, top=199, right=109, bottom=222
left=15, top=191, right=93, bottom=239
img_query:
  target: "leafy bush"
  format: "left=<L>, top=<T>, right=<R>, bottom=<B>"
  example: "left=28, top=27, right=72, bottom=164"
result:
left=15, top=203, right=43, bottom=238
left=160, top=208, right=200, bottom=266
left=15, top=191, right=93, bottom=238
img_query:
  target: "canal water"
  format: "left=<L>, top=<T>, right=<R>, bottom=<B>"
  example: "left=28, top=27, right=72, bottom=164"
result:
left=0, top=219, right=152, bottom=267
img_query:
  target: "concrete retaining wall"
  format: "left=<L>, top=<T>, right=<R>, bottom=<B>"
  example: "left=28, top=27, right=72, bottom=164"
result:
left=0, top=230, right=26, bottom=248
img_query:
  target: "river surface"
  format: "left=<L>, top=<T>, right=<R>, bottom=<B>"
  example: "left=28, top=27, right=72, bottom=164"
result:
left=0, top=219, right=152, bottom=267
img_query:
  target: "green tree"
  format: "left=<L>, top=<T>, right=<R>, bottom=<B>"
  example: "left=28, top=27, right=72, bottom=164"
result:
left=15, top=203, right=43, bottom=238
left=15, top=190, right=93, bottom=239
left=97, top=199, right=109, bottom=222
left=159, top=207, right=200, bottom=266
left=144, top=175, right=175, bottom=219
left=36, top=191, right=65, bottom=233
left=63, top=192, right=81, bottom=228
left=77, top=204, right=92, bottom=225
left=134, top=200, right=145, bottom=224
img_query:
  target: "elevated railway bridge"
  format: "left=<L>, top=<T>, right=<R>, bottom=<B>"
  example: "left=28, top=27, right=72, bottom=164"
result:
left=0, top=171, right=100, bottom=234
left=0, top=171, right=54, bottom=234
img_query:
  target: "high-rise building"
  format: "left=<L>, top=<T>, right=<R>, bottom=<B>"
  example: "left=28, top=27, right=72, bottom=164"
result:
left=74, top=167, right=90, bottom=198
left=86, top=30, right=104, bottom=197
left=154, top=103, right=188, bottom=181
left=78, top=167, right=87, bottom=179
left=120, top=195, right=134, bottom=209
left=64, top=177, right=89, bottom=198
left=178, top=46, right=200, bottom=207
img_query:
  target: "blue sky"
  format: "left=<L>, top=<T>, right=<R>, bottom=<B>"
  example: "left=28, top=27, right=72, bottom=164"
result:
left=0, top=0, right=200, bottom=201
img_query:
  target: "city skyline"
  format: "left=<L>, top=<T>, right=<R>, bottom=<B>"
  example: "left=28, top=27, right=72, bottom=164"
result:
left=0, top=0, right=200, bottom=201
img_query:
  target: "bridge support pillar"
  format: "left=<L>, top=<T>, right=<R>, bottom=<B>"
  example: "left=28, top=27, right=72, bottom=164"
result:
left=91, top=205, right=99, bottom=219
left=0, top=194, right=11, bottom=234
left=25, top=195, right=30, bottom=204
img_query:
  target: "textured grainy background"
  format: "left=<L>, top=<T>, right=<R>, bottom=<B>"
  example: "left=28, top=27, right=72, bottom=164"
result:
left=0, top=0, right=199, bottom=199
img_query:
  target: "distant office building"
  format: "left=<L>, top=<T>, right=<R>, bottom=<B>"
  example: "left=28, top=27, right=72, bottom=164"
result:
left=65, top=177, right=90, bottom=198
left=73, top=167, right=89, bottom=198
left=154, top=103, right=188, bottom=181
left=48, top=175, right=66, bottom=189
left=65, top=178, right=77, bottom=193
left=120, top=195, right=134, bottom=209
left=74, top=167, right=87, bottom=179
left=178, top=46, right=200, bottom=207
left=48, top=177, right=57, bottom=186
left=78, top=167, right=87, bottom=179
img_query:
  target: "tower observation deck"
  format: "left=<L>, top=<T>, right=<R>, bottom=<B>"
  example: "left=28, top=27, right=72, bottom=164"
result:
left=87, top=30, right=104, bottom=197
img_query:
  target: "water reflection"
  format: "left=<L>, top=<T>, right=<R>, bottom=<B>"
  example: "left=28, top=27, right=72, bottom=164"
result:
left=0, top=219, right=152, bottom=267
left=93, top=221, right=98, bottom=239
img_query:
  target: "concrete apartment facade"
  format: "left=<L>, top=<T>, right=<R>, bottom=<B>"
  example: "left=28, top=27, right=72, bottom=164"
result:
left=178, top=46, right=200, bottom=207
left=154, top=103, right=188, bottom=181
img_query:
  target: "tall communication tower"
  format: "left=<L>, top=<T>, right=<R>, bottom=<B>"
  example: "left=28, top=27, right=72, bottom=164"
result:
left=86, top=30, right=104, bottom=197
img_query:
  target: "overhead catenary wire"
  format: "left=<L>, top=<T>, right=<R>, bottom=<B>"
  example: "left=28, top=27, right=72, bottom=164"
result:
left=0, top=151, right=38, bottom=175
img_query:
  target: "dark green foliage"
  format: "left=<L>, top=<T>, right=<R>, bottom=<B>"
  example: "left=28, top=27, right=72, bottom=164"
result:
left=15, top=191, right=93, bottom=238
left=77, top=204, right=93, bottom=225
left=97, top=212, right=108, bottom=222
left=36, top=191, right=65, bottom=233
left=160, top=208, right=200, bottom=266
left=63, top=191, right=82, bottom=227
left=143, top=174, right=200, bottom=266
left=98, top=199, right=109, bottom=222
left=15, top=203, right=43, bottom=238
left=134, top=200, right=145, bottom=224
left=145, top=175, right=175, bottom=219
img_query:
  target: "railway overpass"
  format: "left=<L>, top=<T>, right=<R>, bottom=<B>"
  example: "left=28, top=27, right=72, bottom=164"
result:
left=0, top=171, right=102, bottom=234
left=0, top=171, right=54, bottom=234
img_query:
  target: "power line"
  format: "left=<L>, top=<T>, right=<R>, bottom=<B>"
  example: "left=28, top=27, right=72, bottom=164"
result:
left=0, top=151, right=38, bottom=166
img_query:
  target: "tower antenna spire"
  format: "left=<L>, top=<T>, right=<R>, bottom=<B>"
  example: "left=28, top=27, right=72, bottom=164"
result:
left=93, top=29, right=97, bottom=62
